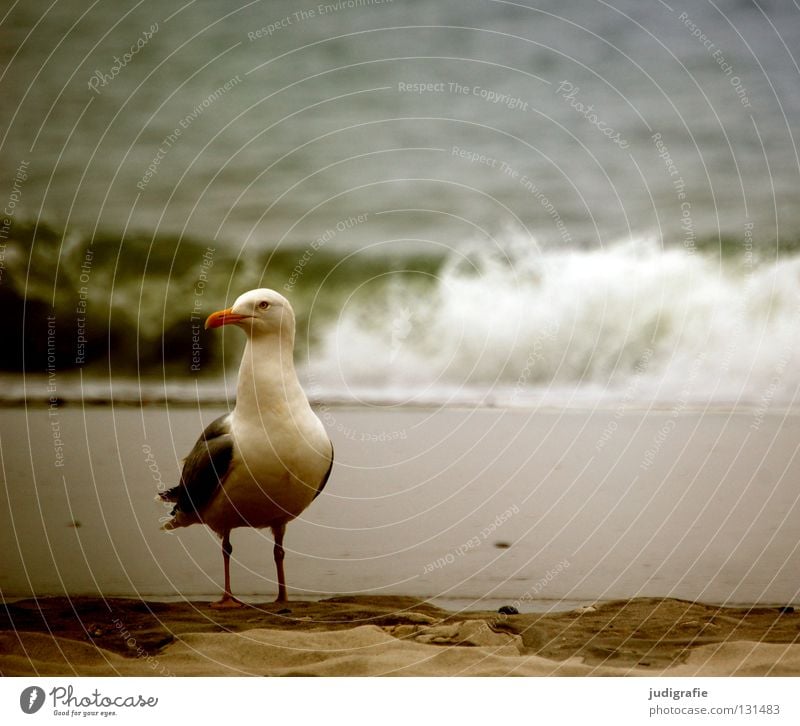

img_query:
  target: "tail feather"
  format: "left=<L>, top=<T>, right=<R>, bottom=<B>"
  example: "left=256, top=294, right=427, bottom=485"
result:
left=160, top=517, right=177, bottom=531
left=156, top=486, right=201, bottom=531
left=160, top=510, right=197, bottom=531
left=156, top=486, right=182, bottom=531
left=156, top=486, right=181, bottom=503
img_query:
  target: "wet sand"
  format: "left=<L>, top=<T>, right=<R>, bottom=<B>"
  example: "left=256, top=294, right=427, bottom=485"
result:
left=2, top=405, right=799, bottom=605
left=2, top=596, right=799, bottom=676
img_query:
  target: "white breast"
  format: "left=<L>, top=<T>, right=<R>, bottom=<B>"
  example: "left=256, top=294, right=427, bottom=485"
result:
left=203, top=406, right=330, bottom=534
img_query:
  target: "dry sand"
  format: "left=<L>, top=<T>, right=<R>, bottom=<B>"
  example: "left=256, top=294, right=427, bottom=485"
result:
left=2, top=596, right=799, bottom=676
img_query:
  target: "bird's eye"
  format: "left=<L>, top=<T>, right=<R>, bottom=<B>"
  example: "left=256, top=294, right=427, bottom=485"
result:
left=258, top=301, right=270, bottom=310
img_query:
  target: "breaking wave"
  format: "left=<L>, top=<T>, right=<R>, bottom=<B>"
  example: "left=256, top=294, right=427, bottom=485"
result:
left=304, top=236, right=800, bottom=406
left=4, top=222, right=800, bottom=405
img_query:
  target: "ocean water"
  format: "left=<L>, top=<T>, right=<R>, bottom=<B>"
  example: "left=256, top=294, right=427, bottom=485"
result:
left=1, top=0, right=799, bottom=405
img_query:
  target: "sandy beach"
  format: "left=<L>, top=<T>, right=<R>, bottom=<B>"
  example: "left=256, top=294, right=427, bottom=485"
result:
left=2, top=403, right=799, bottom=675
left=2, top=595, right=799, bottom=676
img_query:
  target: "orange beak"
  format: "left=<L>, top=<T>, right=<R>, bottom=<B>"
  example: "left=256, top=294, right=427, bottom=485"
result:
left=204, top=308, right=251, bottom=330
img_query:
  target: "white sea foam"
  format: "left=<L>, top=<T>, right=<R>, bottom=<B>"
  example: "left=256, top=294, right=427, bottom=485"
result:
left=303, top=237, right=800, bottom=406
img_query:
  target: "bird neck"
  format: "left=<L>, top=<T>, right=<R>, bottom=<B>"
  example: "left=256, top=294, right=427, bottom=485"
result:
left=235, top=333, right=308, bottom=421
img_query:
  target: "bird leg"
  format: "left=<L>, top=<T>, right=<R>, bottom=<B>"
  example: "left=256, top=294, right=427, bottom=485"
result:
left=272, top=523, right=287, bottom=602
left=211, top=531, right=244, bottom=609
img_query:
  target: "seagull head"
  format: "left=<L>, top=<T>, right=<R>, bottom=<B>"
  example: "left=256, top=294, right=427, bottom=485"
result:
left=205, top=288, right=294, bottom=339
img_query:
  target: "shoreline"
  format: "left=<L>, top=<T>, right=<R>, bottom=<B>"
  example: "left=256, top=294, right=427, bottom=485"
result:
left=4, top=397, right=798, bottom=414
left=4, top=373, right=799, bottom=412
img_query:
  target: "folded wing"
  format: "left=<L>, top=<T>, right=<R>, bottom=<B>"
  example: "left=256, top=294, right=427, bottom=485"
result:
left=159, top=413, right=234, bottom=518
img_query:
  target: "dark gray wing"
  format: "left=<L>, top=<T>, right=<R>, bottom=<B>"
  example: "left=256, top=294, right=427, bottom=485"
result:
left=160, top=413, right=234, bottom=517
left=313, top=441, right=334, bottom=501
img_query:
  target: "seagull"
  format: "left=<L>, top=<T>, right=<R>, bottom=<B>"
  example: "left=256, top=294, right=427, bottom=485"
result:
left=158, top=288, right=333, bottom=608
